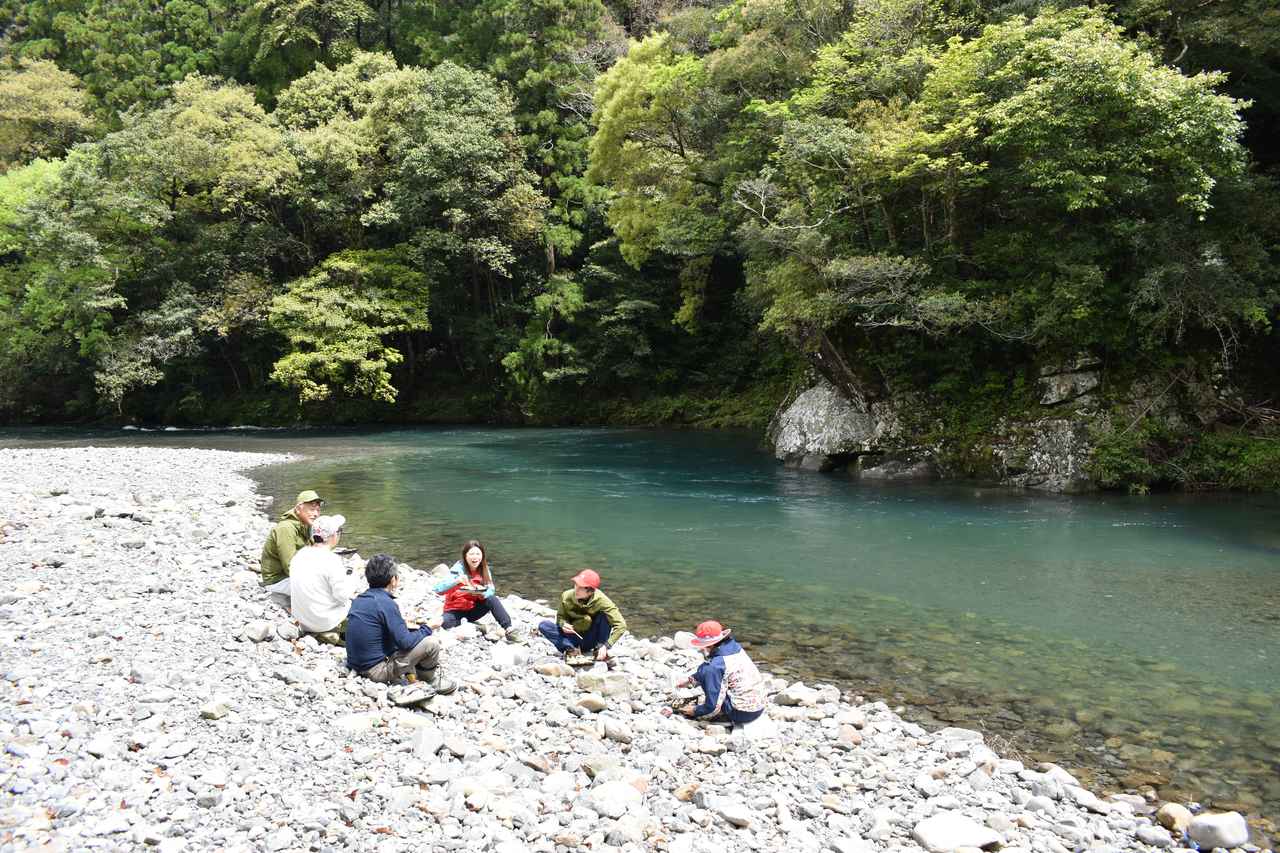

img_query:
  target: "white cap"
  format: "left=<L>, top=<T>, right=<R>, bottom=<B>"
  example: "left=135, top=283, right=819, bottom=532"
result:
left=311, top=514, right=346, bottom=540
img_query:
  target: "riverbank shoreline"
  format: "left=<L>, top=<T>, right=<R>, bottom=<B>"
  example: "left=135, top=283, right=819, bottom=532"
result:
left=0, top=446, right=1267, bottom=852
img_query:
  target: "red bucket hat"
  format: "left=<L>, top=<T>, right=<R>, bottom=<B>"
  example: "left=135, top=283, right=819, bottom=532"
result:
left=688, top=620, right=731, bottom=649
left=571, top=569, right=601, bottom=589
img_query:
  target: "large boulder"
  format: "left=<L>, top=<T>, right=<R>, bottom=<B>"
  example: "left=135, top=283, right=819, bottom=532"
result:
left=770, top=380, right=898, bottom=470
left=1188, top=812, right=1249, bottom=849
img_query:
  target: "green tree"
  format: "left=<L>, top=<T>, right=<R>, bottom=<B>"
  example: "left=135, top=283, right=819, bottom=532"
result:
left=0, top=59, right=97, bottom=169
left=736, top=7, right=1262, bottom=370
left=268, top=247, right=429, bottom=402
left=0, top=0, right=252, bottom=118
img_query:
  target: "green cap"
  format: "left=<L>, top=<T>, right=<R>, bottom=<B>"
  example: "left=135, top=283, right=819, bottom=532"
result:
left=294, top=490, right=324, bottom=506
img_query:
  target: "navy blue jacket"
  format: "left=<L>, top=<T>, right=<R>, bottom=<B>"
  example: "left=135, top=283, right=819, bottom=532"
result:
left=345, top=587, right=432, bottom=672
left=693, top=638, right=740, bottom=716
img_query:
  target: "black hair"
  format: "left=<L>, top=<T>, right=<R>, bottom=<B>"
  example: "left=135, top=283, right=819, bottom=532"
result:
left=365, top=553, right=398, bottom=588
left=311, top=532, right=326, bottom=544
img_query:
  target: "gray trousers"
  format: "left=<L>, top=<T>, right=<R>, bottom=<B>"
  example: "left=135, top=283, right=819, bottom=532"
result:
left=359, top=635, right=441, bottom=684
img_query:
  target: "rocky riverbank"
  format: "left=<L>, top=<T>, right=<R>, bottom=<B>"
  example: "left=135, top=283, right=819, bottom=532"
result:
left=0, top=447, right=1268, bottom=852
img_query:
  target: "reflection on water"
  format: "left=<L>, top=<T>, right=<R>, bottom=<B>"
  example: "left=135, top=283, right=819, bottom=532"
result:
left=3, top=426, right=1278, bottom=840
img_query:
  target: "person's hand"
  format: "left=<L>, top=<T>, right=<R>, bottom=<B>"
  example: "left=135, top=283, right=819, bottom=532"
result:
left=677, top=676, right=693, bottom=688
left=595, top=646, right=608, bottom=662
left=404, top=620, right=419, bottom=630
left=427, top=617, right=443, bottom=629
left=680, top=706, right=696, bottom=718
left=660, top=706, right=673, bottom=718
left=561, top=623, right=579, bottom=637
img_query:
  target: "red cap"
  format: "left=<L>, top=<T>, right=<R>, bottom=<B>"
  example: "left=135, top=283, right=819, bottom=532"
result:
left=571, top=569, right=601, bottom=589
left=691, top=620, right=731, bottom=648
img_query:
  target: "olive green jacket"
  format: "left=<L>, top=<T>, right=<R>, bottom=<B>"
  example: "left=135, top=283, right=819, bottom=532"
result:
left=259, top=510, right=309, bottom=586
left=556, top=589, right=627, bottom=647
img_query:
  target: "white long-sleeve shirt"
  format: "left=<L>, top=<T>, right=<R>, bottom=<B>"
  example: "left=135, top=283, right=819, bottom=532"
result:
left=288, top=546, right=361, bottom=632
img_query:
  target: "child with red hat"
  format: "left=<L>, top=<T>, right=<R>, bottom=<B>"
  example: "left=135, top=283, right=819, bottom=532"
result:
left=537, top=569, right=627, bottom=664
left=675, top=620, right=766, bottom=726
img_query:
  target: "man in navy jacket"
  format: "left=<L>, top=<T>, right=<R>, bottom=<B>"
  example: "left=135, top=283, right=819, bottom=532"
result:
left=346, top=554, right=456, bottom=696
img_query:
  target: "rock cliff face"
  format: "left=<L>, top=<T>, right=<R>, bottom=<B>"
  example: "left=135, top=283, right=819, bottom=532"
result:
left=770, top=373, right=1101, bottom=493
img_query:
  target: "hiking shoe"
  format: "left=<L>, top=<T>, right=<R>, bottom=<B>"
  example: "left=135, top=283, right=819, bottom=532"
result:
left=422, top=669, right=457, bottom=696
left=389, top=683, right=435, bottom=706
left=503, top=627, right=521, bottom=644
left=315, top=631, right=343, bottom=646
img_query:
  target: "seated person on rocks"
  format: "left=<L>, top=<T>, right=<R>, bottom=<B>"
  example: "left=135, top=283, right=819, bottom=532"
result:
left=675, top=620, right=766, bottom=727
left=345, top=554, right=456, bottom=696
left=288, top=514, right=360, bottom=643
left=433, top=539, right=520, bottom=643
left=259, top=489, right=324, bottom=610
left=537, top=570, right=626, bottom=665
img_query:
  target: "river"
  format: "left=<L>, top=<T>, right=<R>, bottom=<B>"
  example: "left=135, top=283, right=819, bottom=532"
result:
left=4, top=426, right=1278, bottom=837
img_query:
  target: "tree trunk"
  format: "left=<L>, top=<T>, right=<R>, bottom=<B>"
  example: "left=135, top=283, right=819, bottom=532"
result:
left=808, top=329, right=875, bottom=409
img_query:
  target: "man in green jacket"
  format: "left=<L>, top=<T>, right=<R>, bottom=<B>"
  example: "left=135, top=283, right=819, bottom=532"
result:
left=259, top=490, right=324, bottom=609
left=538, top=569, right=627, bottom=664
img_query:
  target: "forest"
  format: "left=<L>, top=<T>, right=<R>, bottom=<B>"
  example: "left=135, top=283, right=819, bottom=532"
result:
left=1, top=0, right=1277, bottom=489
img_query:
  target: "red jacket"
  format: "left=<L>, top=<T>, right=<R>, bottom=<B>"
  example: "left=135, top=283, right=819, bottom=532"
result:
left=438, top=564, right=491, bottom=613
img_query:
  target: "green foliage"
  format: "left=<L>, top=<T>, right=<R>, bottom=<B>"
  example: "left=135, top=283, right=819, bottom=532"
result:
left=0, top=59, right=97, bottom=169
left=0, top=0, right=1276, bottom=472
left=94, top=286, right=203, bottom=413
left=734, top=6, right=1265, bottom=371
left=0, top=0, right=251, bottom=118
left=268, top=247, right=429, bottom=403
left=1089, top=421, right=1280, bottom=492
left=102, top=75, right=299, bottom=215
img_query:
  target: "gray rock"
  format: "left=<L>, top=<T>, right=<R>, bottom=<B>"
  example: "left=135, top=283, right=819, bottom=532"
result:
left=413, top=727, right=444, bottom=758
left=1136, top=825, right=1174, bottom=848
left=576, top=670, right=631, bottom=698
left=602, top=719, right=633, bottom=744
left=265, top=826, right=297, bottom=851
left=243, top=621, right=274, bottom=642
left=912, top=812, right=1003, bottom=852
left=129, top=662, right=160, bottom=683
left=771, top=380, right=899, bottom=467
left=199, top=699, right=231, bottom=720
left=275, top=622, right=301, bottom=641
left=774, top=682, right=819, bottom=706
left=85, top=733, right=118, bottom=758
left=576, top=693, right=608, bottom=713
left=270, top=665, right=315, bottom=685
left=1039, top=369, right=1100, bottom=406
left=582, top=781, right=642, bottom=819
left=831, top=839, right=876, bottom=853
left=1188, top=812, right=1249, bottom=850
left=605, top=815, right=648, bottom=845
left=712, top=800, right=753, bottom=828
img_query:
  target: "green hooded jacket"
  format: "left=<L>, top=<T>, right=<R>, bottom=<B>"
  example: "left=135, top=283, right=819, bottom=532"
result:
left=259, top=510, right=309, bottom=586
left=555, top=588, right=627, bottom=647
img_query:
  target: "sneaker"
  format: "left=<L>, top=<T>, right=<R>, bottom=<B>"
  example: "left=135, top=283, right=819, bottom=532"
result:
left=503, top=627, right=521, bottom=644
left=388, top=682, right=435, bottom=706
left=423, top=669, right=457, bottom=696
left=315, top=631, right=343, bottom=646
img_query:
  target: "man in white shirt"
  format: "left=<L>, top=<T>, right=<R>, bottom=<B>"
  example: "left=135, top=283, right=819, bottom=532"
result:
left=289, top=514, right=360, bottom=640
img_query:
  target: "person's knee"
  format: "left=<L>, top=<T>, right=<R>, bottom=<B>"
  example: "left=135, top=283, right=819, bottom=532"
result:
left=537, top=619, right=556, bottom=635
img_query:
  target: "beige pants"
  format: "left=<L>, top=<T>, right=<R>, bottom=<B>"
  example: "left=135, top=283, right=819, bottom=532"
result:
left=358, top=635, right=441, bottom=683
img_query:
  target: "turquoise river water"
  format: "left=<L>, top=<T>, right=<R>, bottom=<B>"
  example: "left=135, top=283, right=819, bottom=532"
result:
left=4, top=427, right=1279, bottom=839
